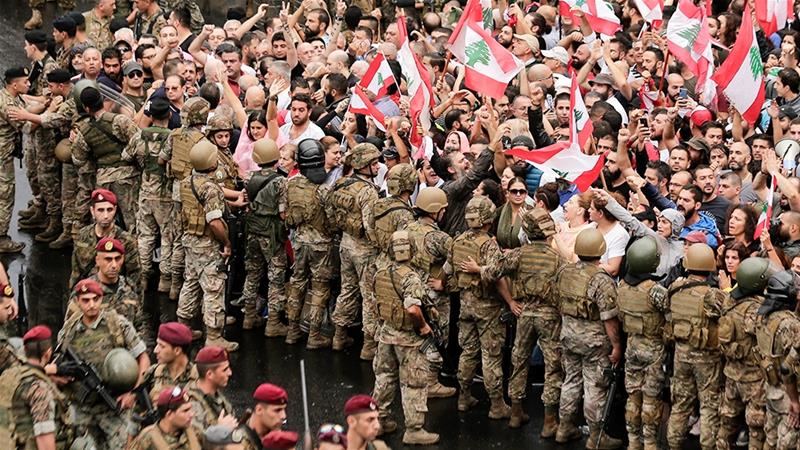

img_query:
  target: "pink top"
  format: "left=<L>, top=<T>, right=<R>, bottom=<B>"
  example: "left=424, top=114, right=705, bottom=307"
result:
left=234, top=131, right=288, bottom=179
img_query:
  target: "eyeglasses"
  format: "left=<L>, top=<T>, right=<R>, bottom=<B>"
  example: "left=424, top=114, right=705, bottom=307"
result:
left=127, top=71, right=143, bottom=78
left=165, top=86, right=181, bottom=91
left=509, top=189, right=528, bottom=195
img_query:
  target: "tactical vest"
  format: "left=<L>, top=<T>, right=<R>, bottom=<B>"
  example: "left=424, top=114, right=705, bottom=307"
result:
left=669, top=280, right=718, bottom=350
left=328, top=176, right=373, bottom=237
left=245, top=170, right=283, bottom=238
left=618, top=280, right=665, bottom=340
left=186, top=383, right=231, bottom=428
left=404, top=222, right=437, bottom=275
left=511, top=242, right=560, bottom=303
left=756, top=310, right=797, bottom=386
left=452, top=232, right=492, bottom=290
left=374, top=265, right=415, bottom=331
left=79, top=112, right=126, bottom=168
left=168, top=128, right=204, bottom=181
left=285, top=177, right=327, bottom=234
left=60, top=312, right=126, bottom=368
left=214, top=149, right=239, bottom=190
left=180, top=175, right=211, bottom=237
left=371, top=197, right=413, bottom=250
left=558, top=263, right=605, bottom=321
left=143, top=424, right=201, bottom=450
left=0, top=364, right=72, bottom=450
left=141, top=126, right=170, bottom=178
left=148, top=363, right=200, bottom=403
left=718, top=297, right=760, bottom=362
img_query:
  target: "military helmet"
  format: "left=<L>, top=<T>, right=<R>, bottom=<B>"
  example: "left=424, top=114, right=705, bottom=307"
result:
left=182, top=97, right=210, bottom=126
left=625, top=236, right=661, bottom=275
left=349, top=143, right=381, bottom=170
left=386, top=163, right=417, bottom=196
left=776, top=138, right=800, bottom=164
left=206, top=114, right=233, bottom=134
left=55, top=138, right=72, bottom=163
left=297, top=139, right=327, bottom=184
left=759, top=270, right=799, bottom=315
left=683, top=243, right=716, bottom=272
left=521, top=207, right=556, bottom=240
left=190, top=139, right=219, bottom=171
left=415, top=187, right=448, bottom=214
left=733, top=257, right=777, bottom=298
left=102, top=348, right=139, bottom=394
left=465, top=195, right=496, bottom=228
left=390, top=230, right=413, bottom=263
left=72, top=78, right=98, bottom=111
left=252, top=138, right=280, bottom=166
left=574, top=228, right=607, bottom=259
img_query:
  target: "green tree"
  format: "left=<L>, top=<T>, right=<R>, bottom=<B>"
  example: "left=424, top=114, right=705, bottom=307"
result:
left=465, top=40, right=490, bottom=67
left=677, top=23, right=700, bottom=46
left=749, top=46, right=763, bottom=80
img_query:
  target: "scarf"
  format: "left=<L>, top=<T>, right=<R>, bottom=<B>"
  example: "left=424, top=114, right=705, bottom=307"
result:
left=496, top=203, right=523, bottom=250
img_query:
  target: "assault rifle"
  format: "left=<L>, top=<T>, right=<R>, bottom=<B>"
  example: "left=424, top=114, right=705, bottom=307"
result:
left=16, top=270, right=28, bottom=336
left=419, top=304, right=446, bottom=355
left=596, top=363, right=623, bottom=448
left=131, top=383, right=159, bottom=427
left=53, top=346, right=120, bottom=414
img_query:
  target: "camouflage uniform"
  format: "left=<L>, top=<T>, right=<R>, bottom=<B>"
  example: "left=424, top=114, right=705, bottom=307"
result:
left=369, top=196, right=415, bottom=273
left=39, top=94, right=78, bottom=235
left=0, top=327, right=21, bottom=375
left=617, top=278, right=669, bottom=450
left=555, top=262, right=618, bottom=429
left=29, top=0, right=75, bottom=12
left=57, top=309, right=147, bottom=450
left=82, top=10, right=114, bottom=51
left=131, top=423, right=204, bottom=450
left=140, top=362, right=199, bottom=405
left=132, top=7, right=168, bottom=41
left=64, top=273, right=142, bottom=327
left=666, top=277, right=725, bottom=450
left=69, top=223, right=140, bottom=291
left=114, top=0, right=131, bottom=18
left=25, top=54, right=59, bottom=222
left=71, top=112, right=141, bottom=234
left=160, top=0, right=205, bottom=34
left=55, top=43, right=75, bottom=73
left=185, top=379, right=234, bottom=429
left=0, top=88, right=26, bottom=238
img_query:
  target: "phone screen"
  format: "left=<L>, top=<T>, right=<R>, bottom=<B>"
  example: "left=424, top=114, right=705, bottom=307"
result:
left=678, top=88, right=688, bottom=99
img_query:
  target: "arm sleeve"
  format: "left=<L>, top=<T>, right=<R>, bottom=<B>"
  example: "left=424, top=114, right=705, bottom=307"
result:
left=641, top=182, right=677, bottom=210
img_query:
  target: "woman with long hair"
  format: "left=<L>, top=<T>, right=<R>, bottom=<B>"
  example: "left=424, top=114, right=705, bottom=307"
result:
left=234, top=110, right=287, bottom=178
left=553, top=191, right=595, bottom=262
left=491, top=177, right=529, bottom=250
left=717, top=242, right=749, bottom=291
left=724, top=204, right=760, bottom=255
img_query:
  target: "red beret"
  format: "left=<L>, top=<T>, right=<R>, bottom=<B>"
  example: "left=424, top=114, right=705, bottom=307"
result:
left=96, top=237, right=125, bottom=254
left=74, top=279, right=104, bottom=297
left=0, top=283, right=13, bottom=298
left=156, top=386, right=188, bottom=407
left=261, top=430, right=298, bottom=450
left=158, top=322, right=193, bottom=346
left=195, top=346, right=228, bottom=364
left=344, top=394, right=378, bottom=416
left=253, top=383, right=288, bottom=405
left=91, top=188, right=117, bottom=206
left=23, top=325, right=52, bottom=343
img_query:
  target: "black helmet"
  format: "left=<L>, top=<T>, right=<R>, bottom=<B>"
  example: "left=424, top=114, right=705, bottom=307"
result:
left=625, top=236, right=660, bottom=275
left=297, top=139, right=327, bottom=184
left=510, top=135, right=535, bottom=150
left=759, top=270, right=799, bottom=316
left=731, top=257, right=777, bottom=299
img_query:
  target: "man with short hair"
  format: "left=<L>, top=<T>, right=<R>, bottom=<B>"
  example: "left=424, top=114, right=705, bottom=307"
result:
left=694, top=165, right=731, bottom=233
left=238, top=383, right=289, bottom=447
left=52, top=16, right=78, bottom=70
left=668, top=171, right=693, bottom=202
left=305, top=8, right=330, bottom=42
left=133, top=0, right=168, bottom=41
left=644, top=160, right=671, bottom=197
left=718, top=172, right=742, bottom=203
left=131, top=387, right=204, bottom=450
left=186, top=346, right=236, bottom=429
left=776, top=68, right=800, bottom=116
left=141, top=322, right=198, bottom=405
left=83, top=0, right=116, bottom=51
left=729, top=142, right=753, bottom=185
left=677, top=185, right=720, bottom=248
left=279, top=95, right=325, bottom=144
left=668, top=147, right=691, bottom=172
left=344, top=395, right=389, bottom=450
left=0, top=67, right=30, bottom=253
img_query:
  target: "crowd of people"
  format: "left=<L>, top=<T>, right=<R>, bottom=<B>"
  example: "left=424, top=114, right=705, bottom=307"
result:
left=4, top=0, right=800, bottom=448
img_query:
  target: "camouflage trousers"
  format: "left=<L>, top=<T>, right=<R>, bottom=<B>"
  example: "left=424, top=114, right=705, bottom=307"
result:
left=113, top=0, right=131, bottom=17
left=457, top=296, right=505, bottom=398
left=22, top=126, right=41, bottom=206
left=624, top=336, right=666, bottom=449
left=422, top=290, right=450, bottom=373
left=62, top=163, right=78, bottom=232
left=717, top=376, right=766, bottom=450
left=98, top=176, right=139, bottom=234
left=33, top=128, right=62, bottom=217
left=286, top=241, right=333, bottom=329
left=508, top=305, right=562, bottom=408
left=666, top=351, right=721, bottom=450
left=331, top=238, right=377, bottom=339
left=559, top=332, right=611, bottom=428
left=0, top=158, right=16, bottom=236
left=30, top=0, right=75, bottom=9
left=136, top=197, right=173, bottom=279
left=160, top=0, right=204, bottom=33
left=177, top=237, right=226, bottom=329
left=764, top=383, right=797, bottom=450
left=169, top=204, right=186, bottom=281
left=75, top=165, right=95, bottom=229
left=241, top=235, right=287, bottom=318
left=73, top=404, right=128, bottom=450
left=372, top=341, right=430, bottom=430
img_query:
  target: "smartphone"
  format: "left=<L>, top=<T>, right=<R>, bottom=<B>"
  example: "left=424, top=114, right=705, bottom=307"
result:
left=638, top=117, right=648, bottom=128
left=678, top=88, right=688, bottom=99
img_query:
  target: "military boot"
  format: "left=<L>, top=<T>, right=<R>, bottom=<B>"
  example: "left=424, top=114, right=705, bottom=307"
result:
left=457, top=390, right=479, bottom=412
left=265, top=313, right=288, bottom=338
left=205, top=327, right=239, bottom=352
left=48, top=229, right=73, bottom=249
left=35, top=217, right=62, bottom=243
left=24, top=9, right=43, bottom=29
left=378, top=418, right=397, bottom=436
left=585, top=428, right=623, bottom=450
left=306, top=326, right=332, bottom=350
left=539, top=405, right=558, bottom=438
left=360, top=336, right=377, bottom=361
left=488, top=395, right=511, bottom=419
left=628, top=437, right=643, bottom=450
left=508, top=401, right=530, bottom=429
left=332, top=325, right=353, bottom=351
left=284, top=321, right=303, bottom=344
left=18, top=201, right=38, bottom=219
left=242, top=302, right=264, bottom=330
left=0, top=237, right=24, bottom=254
left=427, top=371, right=456, bottom=398
left=169, top=276, right=183, bottom=300
left=157, top=274, right=171, bottom=293
left=18, top=206, right=47, bottom=230
left=402, top=428, right=439, bottom=445
left=555, top=418, right=583, bottom=443
left=178, top=318, right=203, bottom=341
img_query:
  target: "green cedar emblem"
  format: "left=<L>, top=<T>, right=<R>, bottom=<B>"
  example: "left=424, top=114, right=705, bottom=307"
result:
left=749, top=46, right=763, bottom=80
left=677, top=23, right=700, bottom=46
left=465, top=40, right=490, bottom=67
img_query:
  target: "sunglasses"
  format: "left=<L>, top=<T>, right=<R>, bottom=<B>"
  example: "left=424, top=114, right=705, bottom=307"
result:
left=509, top=189, right=528, bottom=195
left=127, top=71, right=143, bottom=78
left=318, top=424, right=346, bottom=444
left=116, top=46, right=131, bottom=53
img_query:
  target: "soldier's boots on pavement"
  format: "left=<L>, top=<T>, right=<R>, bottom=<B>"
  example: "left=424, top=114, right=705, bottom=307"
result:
left=265, top=314, right=288, bottom=337
left=378, top=418, right=397, bottom=436
left=178, top=318, right=204, bottom=341
left=360, top=336, right=377, bottom=361
left=157, top=275, right=171, bottom=293
left=457, top=391, right=479, bottom=412
left=48, top=229, right=73, bottom=249
left=402, top=428, right=440, bottom=445
left=306, top=327, right=332, bottom=350
left=284, top=321, right=303, bottom=344
left=555, top=418, right=583, bottom=443
left=585, top=428, right=623, bottom=450
left=205, top=327, right=239, bottom=352
left=488, top=396, right=511, bottom=419
left=508, top=401, right=530, bottom=428
left=18, top=206, right=47, bottom=230
left=332, top=325, right=354, bottom=351
left=427, top=372, right=456, bottom=398
left=35, top=217, right=63, bottom=243
left=24, top=9, right=43, bottom=29
left=0, top=236, right=25, bottom=254
left=242, top=313, right=264, bottom=330
left=18, top=202, right=38, bottom=219
left=539, top=405, right=559, bottom=438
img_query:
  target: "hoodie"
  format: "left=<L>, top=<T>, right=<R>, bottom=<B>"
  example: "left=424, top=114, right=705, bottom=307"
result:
left=679, top=212, right=721, bottom=248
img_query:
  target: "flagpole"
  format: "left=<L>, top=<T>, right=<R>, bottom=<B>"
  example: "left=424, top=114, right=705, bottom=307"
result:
left=657, top=49, right=671, bottom=94
left=440, top=50, right=453, bottom=85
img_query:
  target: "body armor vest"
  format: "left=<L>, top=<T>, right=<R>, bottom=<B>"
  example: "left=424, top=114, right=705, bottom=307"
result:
left=246, top=170, right=284, bottom=239
left=328, top=176, right=373, bottom=237
left=79, top=112, right=125, bottom=168
left=214, top=149, right=239, bottom=190
left=511, top=242, right=559, bottom=303
left=618, top=280, right=665, bottom=340
left=374, top=265, right=415, bottom=331
left=168, top=128, right=204, bottom=181
left=558, top=263, right=604, bottom=321
left=371, top=197, right=413, bottom=250
left=140, top=423, right=201, bottom=450
left=669, top=281, right=718, bottom=350
left=452, top=232, right=492, bottom=290
left=285, top=177, right=327, bottom=234
left=140, top=126, right=170, bottom=178
left=719, top=297, right=761, bottom=362
left=756, top=310, right=797, bottom=386
left=404, top=222, right=438, bottom=275
left=180, top=175, right=212, bottom=237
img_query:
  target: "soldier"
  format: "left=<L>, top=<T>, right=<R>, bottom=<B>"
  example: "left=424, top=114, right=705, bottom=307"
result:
left=238, top=383, right=289, bottom=449
left=161, top=97, right=211, bottom=299
left=57, top=278, right=150, bottom=450
left=0, top=325, right=72, bottom=450
left=666, top=243, right=725, bottom=450
left=447, top=196, right=510, bottom=419
left=328, top=143, right=381, bottom=359
left=372, top=231, right=439, bottom=445
left=755, top=270, right=800, bottom=450
left=205, top=115, right=245, bottom=201
left=554, top=228, right=622, bottom=449
left=69, top=188, right=140, bottom=291
left=284, top=140, right=335, bottom=349
left=0, top=67, right=31, bottom=253
left=72, top=86, right=141, bottom=233
left=161, top=0, right=205, bottom=34
left=343, top=395, right=390, bottom=450
left=240, top=138, right=288, bottom=338
left=25, top=0, right=75, bottom=30
left=131, top=386, right=204, bottom=450
left=615, top=237, right=669, bottom=450
left=131, top=0, right=168, bottom=41
left=52, top=16, right=78, bottom=71
left=83, top=0, right=116, bottom=51
left=122, top=98, right=174, bottom=293
left=460, top=207, right=563, bottom=434
left=141, top=323, right=198, bottom=406
left=370, top=163, right=417, bottom=269
left=186, top=346, right=236, bottom=429
left=0, top=283, right=21, bottom=375
left=176, top=139, right=237, bottom=351
left=717, top=257, right=772, bottom=450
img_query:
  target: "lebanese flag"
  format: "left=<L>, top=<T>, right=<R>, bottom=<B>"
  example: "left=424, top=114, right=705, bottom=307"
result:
left=755, top=0, right=793, bottom=36
left=559, top=0, right=621, bottom=36
left=507, top=141, right=605, bottom=191
left=358, top=52, right=397, bottom=99
left=396, top=17, right=434, bottom=147
left=448, top=0, right=524, bottom=99
left=754, top=175, right=775, bottom=239
left=479, top=0, right=494, bottom=30
left=348, top=85, right=386, bottom=132
left=666, top=0, right=715, bottom=103
left=634, top=0, right=663, bottom=28
left=711, top=4, right=766, bottom=125
left=569, top=76, right=593, bottom=149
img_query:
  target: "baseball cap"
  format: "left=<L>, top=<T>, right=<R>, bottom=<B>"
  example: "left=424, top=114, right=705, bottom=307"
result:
left=541, top=46, right=569, bottom=65
left=123, top=61, right=143, bottom=76
left=513, top=34, right=539, bottom=53
left=589, top=73, right=615, bottom=87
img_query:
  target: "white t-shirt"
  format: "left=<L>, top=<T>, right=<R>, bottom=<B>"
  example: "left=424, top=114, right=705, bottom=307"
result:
left=600, top=222, right=630, bottom=265
left=279, top=121, right=325, bottom=144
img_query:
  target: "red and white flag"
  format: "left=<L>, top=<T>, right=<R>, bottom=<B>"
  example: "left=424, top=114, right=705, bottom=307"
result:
left=569, top=76, right=593, bottom=149
left=348, top=85, right=386, bottom=132
left=711, top=4, right=766, bottom=125
left=666, top=0, right=716, bottom=105
left=506, top=141, right=605, bottom=191
left=358, top=52, right=397, bottom=99
left=755, top=0, right=793, bottom=36
left=634, top=0, right=663, bottom=28
left=755, top=175, right=775, bottom=239
left=448, top=0, right=524, bottom=99
left=559, top=0, right=621, bottom=36
left=396, top=17, right=434, bottom=147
